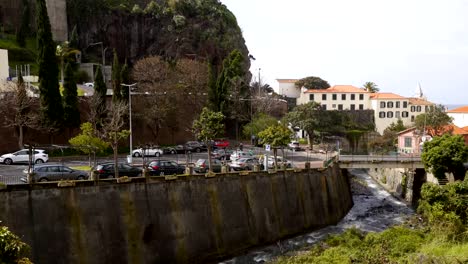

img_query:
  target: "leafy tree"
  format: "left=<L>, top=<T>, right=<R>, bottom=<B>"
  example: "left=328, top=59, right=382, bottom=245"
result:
left=69, top=122, right=109, bottom=166
left=414, top=104, right=453, bottom=136
left=62, top=63, right=80, bottom=129
left=421, top=134, right=468, bottom=181
left=362, top=81, right=379, bottom=93
left=285, top=102, right=345, bottom=149
left=120, top=59, right=130, bottom=102
left=0, top=72, right=34, bottom=148
left=36, top=0, right=63, bottom=129
left=369, top=120, right=407, bottom=154
left=112, top=50, right=122, bottom=102
left=294, top=76, right=330, bottom=90
left=101, top=100, right=130, bottom=178
left=0, top=225, right=31, bottom=263
left=242, top=113, right=278, bottom=141
left=192, top=107, right=225, bottom=172
left=258, top=123, right=292, bottom=169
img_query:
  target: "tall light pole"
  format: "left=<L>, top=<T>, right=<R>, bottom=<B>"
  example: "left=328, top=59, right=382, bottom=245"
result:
left=121, top=83, right=137, bottom=163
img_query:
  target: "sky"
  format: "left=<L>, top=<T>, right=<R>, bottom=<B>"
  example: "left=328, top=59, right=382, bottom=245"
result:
left=221, top=0, right=468, bottom=105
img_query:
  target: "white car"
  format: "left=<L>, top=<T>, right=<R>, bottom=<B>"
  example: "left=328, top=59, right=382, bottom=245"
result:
left=230, top=150, right=254, bottom=161
left=259, top=156, right=292, bottom=169
left=0, top=149, right=49, bottom=165
left=84, top=82, right=94, bottom=88
left=132, top=147, right=163, bottom=157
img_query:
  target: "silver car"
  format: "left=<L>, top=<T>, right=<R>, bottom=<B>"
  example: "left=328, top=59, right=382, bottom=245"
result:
left=21, top=164, right=89, bottom=182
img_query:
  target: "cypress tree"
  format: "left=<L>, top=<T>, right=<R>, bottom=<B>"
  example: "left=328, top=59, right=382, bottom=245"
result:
left=111, top=50, right=121, bottom=102
left=94, top=65, right=107, bottom=114
left=120, top=60, right=129, bottom=102
left=215, top=49, right=245, bottom=115
left=62, top=63, right=80, bottom=128
left=36, top=0, right=63, bottom=129
left=16, top=0, right=30, bottom=47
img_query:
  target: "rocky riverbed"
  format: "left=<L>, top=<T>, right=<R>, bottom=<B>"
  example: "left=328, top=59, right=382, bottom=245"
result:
left=220, top=169, right=415, bottom=264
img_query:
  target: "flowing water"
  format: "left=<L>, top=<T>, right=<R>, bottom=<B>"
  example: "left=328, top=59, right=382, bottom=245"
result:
left=220, top=169, right=415, bottom=263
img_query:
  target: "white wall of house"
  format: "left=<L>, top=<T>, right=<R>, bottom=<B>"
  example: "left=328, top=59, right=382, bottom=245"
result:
left=277, top=79, right=300, bottom=98
left=299, top=91, right=372, bottom=110
left=0, top=49, right=8, bottom=82
left=448, top=113, right=468, bottom=128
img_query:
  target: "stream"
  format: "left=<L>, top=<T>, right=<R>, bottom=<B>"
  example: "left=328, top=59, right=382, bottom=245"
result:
left=220, top=169, right=415, bottom=263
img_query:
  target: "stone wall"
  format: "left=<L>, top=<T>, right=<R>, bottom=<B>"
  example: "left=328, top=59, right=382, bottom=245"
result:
left=0, top=165, right=352, bottom=263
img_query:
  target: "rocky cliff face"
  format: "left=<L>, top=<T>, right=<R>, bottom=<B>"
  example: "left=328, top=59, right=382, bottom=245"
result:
left=67, top=0, right=250, bottom=76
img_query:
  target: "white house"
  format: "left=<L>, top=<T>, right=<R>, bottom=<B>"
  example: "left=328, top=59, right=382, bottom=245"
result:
left=0, top=49, right=8, bottom=82
left=447, top=106, right=468, bottom=128
left=297, top=85, right=372, bottom=110
left=276, top=79, right=300, bottom=98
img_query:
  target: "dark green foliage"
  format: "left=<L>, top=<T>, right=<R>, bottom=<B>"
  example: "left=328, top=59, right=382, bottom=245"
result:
left=362, top=81, right=379, bottom=93
left=16, top=3, right=29, bottom=47
left=421, top=134, right=468, bottom=180
left=74, top=70, right=90, bottom=84
left=0, top=226, right=31, bottom=263
left=294, top=76, right=330, bottom=89
left=62, top=63, right=80, bottom=128
left=120, top=60, right=129, bottom=102
left=36, top=0, right=63, bottom=129
left=242, top=113, right=278, bottom=139
left=94, top=65, right=106, bottom=104
left=415, top=104, right=453, bottom=136
left=111, top=50, right=121, bottom=102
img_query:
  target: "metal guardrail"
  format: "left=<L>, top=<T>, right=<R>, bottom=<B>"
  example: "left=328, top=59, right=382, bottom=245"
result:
left=337, top=154, right=424, bottom=168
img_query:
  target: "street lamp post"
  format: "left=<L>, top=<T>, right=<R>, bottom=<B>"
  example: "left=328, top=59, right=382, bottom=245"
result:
left=121, top=83, right=137, bottom=163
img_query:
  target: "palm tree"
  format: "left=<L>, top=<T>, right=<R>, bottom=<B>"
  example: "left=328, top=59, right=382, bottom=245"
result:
left=363, top=82, right=379, bottom=93
left=56, top=41, right=80, bottom=84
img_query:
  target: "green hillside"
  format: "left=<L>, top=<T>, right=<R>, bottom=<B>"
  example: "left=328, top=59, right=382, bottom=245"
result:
left=0, top=34, right=38, bottom=75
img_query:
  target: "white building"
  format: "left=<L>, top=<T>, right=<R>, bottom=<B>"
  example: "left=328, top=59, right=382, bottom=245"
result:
left=0, top=49, right=8, bottom=82
left=297, top=85, right=372, bottom=110
left=276, top=79, right=300, bottom=98
left=447, top=106, right=468, bottom=128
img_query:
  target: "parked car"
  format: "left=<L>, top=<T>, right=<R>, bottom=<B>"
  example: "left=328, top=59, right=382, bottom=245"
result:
left=21, top=164, right=88, bottom=182
left=84, top=82, right=94, bottom=87
left=132, top=147, right=163, bottom=157
left=288, top=141, right=302, bottom=151
left=259, top=156, right=293, bottom=169
left=147, top=160, right=185, bottom=176
left=0, top=149, right=49, bottom=165
left=230, top=150, right=254, bottom=161
left=211, top=149, right=233, bottom=160
left=194, top=159, right=222, bottom=173
left=92, top=163, right=142, bottom=178
left=184, top=141, right=207, bottom=153
left=230, top=157, right=260, bottom=171
left=163, top=147, right=178, bottom=154
left=213, top=139, right=230, bottom=149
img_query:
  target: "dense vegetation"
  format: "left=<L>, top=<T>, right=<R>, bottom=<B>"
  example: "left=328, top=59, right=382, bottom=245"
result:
left=275, top=176, right=468, bottom=263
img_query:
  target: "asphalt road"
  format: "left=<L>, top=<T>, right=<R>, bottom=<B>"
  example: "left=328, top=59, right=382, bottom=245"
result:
left=0, top=147, right=326, bottom=185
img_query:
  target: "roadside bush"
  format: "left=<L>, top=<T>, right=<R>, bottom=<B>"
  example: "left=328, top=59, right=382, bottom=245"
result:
left=0, top=226, right=31, bottom=263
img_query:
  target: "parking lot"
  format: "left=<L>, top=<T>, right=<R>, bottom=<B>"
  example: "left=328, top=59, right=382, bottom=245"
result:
left=0, top=147, right=327, bottom=185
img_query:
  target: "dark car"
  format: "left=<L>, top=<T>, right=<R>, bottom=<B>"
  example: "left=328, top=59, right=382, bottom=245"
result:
left=147, top=160, right=185, bottom=176
left=21, top=164, right=88, bottom=182
left=194, top=159, right=222, bottom=173
left=184, top=141, right=207, bottom=153
left=93, top=163, right=142, bottom=178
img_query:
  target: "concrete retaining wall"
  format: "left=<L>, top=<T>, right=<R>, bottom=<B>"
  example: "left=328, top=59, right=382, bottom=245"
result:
left=0, top=165, right=352, bottom=264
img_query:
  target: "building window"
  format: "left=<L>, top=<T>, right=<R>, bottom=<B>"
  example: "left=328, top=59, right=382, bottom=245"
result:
left=396, top=111, right=400, bottom=118
left=396, top=101, right=400, bottom=108
left=387, top=102, right=393, bottom=108
left=322, top=94, right=327, bottom=100
left=338, top=104, right=343, bottom=110
left=322, top=104, right=327, bottom=110
left=350, top=104, right=355, bottom=110
left=359, top=94, right=364, bottom=100
left=309, top=94, right=314, bottom=101
left=403, top=101, right=408, bottom=108
left=402, top=111, right=409, bottom=117
left=416, top=106, right=421, bottom=112
left=404, top=137, right=412, bottom=148
left=351, top=94, right=355, bottom=100
left=379, top=111, right=386, bottom=118
left=332, top=104, right=336, bottom=108
left=380, top=102, right=386, bottom=108
left=341, top=94, right=346, bottom=100
left=359, top=104, right=364, bottom=110
left=411, top=106, right=415, bottom=112
left=411, top=115, right=415, bottom=122
left=332, top=94, right=337, bottom=100
left=387, top=111, right=393, bottom=118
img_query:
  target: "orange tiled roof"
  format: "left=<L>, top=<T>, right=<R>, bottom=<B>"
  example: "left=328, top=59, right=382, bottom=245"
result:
left=447, top=106, right=468, bottom=113
left=276, top=79, right=298, bottom=83
left=408, top=98, right=434, bottom=106
left=452, top=125, right=468, bottom=135
left=369, top=93, right=406, bottom=100
left=304, top=85, right=368, bottom=94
